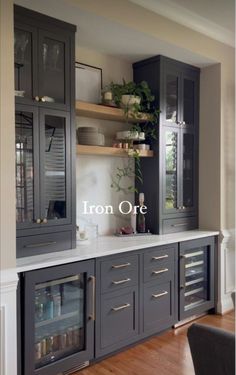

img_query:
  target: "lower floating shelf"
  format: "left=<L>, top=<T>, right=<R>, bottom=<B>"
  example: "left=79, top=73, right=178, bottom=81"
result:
left=76, top=145, right=154, bottom=157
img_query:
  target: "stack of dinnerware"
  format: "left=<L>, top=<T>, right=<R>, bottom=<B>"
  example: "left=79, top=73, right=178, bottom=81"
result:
left=77, top=127, right=105, bottom=146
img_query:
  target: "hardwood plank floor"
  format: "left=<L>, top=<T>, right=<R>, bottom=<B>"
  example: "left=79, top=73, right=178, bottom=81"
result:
left=75, top=312, right=235, bottom=375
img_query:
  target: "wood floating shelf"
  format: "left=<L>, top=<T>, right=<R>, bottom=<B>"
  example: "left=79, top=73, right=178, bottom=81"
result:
left=75, top=101, right=150, bottom=123
left=76, top=145, right=154, bottom=158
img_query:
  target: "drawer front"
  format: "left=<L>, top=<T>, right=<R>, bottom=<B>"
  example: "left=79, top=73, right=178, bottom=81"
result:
left=143, top=281, right=174, bottom=333
left=100, top=254, right=138, bottom=293
left=99, top=288, right=138, bottom=351
left=16, top=231, right=72, bottom=257
left=144, top=246, right=175, bottom=269
left=162, top=217, right=197, bottom=234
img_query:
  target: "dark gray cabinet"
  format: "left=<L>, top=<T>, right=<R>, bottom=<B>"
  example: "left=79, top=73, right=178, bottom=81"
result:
left=14, top=5, right=74, bottom=110
left=179, top=237, right=215, bottom=320
left=14, top=6, right=76, bottom=257
left=133, top=56, right=199, bottom=234
left=96, top=245, right=178, bottom=357
left=20, top=260, right=95, bottom=375
left=95, top=254, right=139, bottom=357
left=142, top=244, right=177, bottom=335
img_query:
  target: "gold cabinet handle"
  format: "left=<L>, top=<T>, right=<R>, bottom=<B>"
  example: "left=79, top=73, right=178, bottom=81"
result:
left=112, top=262, right=131, bottom=269
left=112, top=278, right=131, bottom=285
left=152, top=291, right=168, bottom=298
left=24, top=241, right=56, bottom=248
left=152, top=268, right=168, bottom=275
left=152, top=255, right=169, bottom=260
left=112, top=303, right=130, bottom=312
left=88, top=275, right=95, bottom=321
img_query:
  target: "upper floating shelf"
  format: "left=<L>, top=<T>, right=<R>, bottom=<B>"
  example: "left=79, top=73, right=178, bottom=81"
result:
left=75, top=101, right=149, bottom=123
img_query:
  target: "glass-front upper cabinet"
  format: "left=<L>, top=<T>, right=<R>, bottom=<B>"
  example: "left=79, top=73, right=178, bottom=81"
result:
left=38, top=30, right=70, bottom=109
left=182, top=74, right=198, bottom=129
left=163, top=69, right=181, bottom=126
left=23, top=261, right=95, bottom=375
left=182, top=131, right=196, bottom=212
left=163, top=128, right=180, bottom=213
left=14, top=24, right=70, bottom=109
left=39, top=109, right=71, bottom=226
left=15, top=106, right=39, bottom=228
left=179, top=237, right=215, bottom=320
left=14, top=25, right=37, bottom=103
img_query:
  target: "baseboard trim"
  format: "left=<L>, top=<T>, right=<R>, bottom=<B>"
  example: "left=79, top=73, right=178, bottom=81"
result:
left=217, top=293, right=234, bottom=314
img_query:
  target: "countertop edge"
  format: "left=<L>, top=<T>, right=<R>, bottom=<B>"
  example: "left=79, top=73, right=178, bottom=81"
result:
left=16, top=230, right=219, bottom=273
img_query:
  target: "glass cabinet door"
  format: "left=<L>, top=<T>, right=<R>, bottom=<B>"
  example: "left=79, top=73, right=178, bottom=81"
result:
left=182, top=131, right=196, bottom=211
left=15, top=106, right=39, bottom=227
left=34, top=275, right=85, bottom=369
left=163, top=128, right=180, bottom=213
left=38, top=30, right=70, bottom=109
left=182, top=76, right=196, bottom=128
left=39, top=110, right=71, bottom=226
left=164, top=71, right=181, bottom=125
left=24, top=261, right=95, bottom=375
left=14, top=25, right=37, bottom=103
left=179, top=238, right=214, bottom=320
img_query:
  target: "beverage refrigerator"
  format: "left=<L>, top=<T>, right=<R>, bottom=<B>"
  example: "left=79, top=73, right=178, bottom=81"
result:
left=17, top=260, right=95, bottom=375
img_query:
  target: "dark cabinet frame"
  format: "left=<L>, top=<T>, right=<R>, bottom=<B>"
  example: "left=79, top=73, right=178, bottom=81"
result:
left=179, top=237, right=215, bottom=320
left=133, top=55, right=200, bottom=234
left=14, top=6, right=76, bottom=256
left=22, top=260, right=95, bottom=375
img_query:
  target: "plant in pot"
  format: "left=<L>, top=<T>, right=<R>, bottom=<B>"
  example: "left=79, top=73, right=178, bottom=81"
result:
left=110, top=80, right=160, bottom=194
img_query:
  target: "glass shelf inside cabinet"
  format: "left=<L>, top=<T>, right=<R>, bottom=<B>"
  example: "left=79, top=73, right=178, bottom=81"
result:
left=34, top=274, right=85, bottom=369
left=183, top=247, right=208, bottom=312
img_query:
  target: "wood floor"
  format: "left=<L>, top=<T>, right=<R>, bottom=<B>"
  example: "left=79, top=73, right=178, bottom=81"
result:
left=75, top=311, right=235, bottom=375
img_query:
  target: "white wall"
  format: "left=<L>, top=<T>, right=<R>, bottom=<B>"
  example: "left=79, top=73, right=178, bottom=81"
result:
left=76, top=47, right=134, bottom=234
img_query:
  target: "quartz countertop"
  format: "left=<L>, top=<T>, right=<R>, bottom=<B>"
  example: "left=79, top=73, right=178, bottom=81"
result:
left=16, top=230, right=219, bottom=273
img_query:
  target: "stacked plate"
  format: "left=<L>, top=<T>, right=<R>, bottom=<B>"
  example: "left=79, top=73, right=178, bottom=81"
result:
left=77, top=127, right=105, bottom=146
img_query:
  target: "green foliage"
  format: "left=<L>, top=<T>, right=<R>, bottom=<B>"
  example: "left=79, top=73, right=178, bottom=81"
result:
left=109, top=80, right=160, bottom=194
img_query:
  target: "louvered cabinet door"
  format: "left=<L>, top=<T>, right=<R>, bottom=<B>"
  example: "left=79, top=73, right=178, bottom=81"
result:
left=39, top=109, right=71, bottom=226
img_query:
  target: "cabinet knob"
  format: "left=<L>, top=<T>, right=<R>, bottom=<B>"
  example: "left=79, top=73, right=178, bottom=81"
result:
left=34, top=96, right=40, bottom=102
left=42, top=218, right=48, bottom=224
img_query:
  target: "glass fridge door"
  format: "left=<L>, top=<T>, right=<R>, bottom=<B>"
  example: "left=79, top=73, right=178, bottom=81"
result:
left=34, top=274, right=85, bottom=369
left=24, top=261, right=94, bottom=375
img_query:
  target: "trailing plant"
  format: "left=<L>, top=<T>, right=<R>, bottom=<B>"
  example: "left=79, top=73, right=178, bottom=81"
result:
left=110, top=80, right=160, bottom=194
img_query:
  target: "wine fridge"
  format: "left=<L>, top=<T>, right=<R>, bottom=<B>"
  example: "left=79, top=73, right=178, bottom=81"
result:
left=18, top=260, right=95, bottom=375
left=179, top=237, right=215, bottom=320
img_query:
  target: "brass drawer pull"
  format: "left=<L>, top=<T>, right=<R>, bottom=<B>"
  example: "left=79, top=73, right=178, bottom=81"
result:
left=152, top=268, right=168, bottom=275
left=112, top=262, right=131, bottom=269
left=172, top=223, right=188, bottom=227
left=152, top=291, right=168, bottom=299
left=24, top=241, right=56, bottom=248
left=152, top=255, right=169, bottom=260
left=112, top=278, right=131, bottom=285
left=112, top=303, right=131, bottom=312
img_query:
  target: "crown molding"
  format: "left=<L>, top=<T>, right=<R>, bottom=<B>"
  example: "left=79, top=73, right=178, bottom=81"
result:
left=129, top=0, right=235, bottom=47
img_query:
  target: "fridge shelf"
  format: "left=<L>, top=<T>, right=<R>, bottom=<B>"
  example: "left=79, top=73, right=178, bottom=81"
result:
left=184, top=298, right=205, bottom=311
left=185, top=260, right=204, bottom=269
left=185, top=277, right=204, bottom=287
left=35, top=311, right=79, bottom=328
left=184, top=286, right=204, bottom=297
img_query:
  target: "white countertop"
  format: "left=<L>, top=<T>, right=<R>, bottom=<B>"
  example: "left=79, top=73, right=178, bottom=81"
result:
left=16, top=230, right=219, bottom=273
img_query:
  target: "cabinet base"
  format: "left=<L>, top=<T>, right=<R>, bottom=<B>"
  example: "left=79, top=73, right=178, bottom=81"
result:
left=173, top=312, right=207, bottom=328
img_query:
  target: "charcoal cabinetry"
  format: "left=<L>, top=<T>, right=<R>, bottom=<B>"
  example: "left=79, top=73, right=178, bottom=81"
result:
left=95, top=245, right=178, bottom=358
left=133, top=56, right=199, bottom=234
left=14, top=6, right=76, bottom=256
